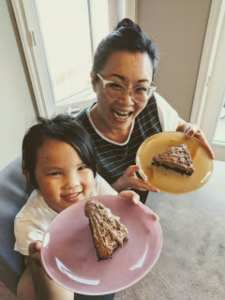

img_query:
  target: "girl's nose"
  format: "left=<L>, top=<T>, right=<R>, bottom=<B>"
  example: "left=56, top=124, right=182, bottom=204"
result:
left=63, top=173, right=80, bottom=189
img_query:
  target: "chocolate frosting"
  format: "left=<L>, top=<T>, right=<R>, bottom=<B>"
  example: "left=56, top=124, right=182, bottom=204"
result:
left=152, top=143, right=195, bottom=175
left=85, top=200, right=128, bottom=260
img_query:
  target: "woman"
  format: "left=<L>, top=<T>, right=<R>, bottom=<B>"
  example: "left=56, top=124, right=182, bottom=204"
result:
left=77, top=18, right=214, bottom=203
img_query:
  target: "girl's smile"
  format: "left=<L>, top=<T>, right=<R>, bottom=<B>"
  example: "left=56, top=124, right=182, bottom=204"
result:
left=60, top=192, right=82, bottom=202
left=34, top=138, right=95, bottom=213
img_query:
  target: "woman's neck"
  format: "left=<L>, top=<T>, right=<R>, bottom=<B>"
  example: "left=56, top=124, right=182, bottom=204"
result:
left=89, top=105, right=132, bottom=144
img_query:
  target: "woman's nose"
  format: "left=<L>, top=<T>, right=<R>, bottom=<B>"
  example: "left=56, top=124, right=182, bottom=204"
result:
left=117, top=90, right=134, bottom=105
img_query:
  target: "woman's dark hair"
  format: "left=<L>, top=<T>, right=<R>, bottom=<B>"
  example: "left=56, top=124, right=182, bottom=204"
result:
left=92, top=18, right=158, bottom=81
left=22, top=114, right=97, bottom=188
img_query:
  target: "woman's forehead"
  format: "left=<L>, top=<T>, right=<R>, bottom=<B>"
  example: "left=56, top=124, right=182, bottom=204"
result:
left=102, top=51, right=153, bottom=80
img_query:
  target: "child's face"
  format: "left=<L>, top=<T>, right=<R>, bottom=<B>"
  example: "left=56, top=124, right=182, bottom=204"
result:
left=34, top=138, right=95, bottom=213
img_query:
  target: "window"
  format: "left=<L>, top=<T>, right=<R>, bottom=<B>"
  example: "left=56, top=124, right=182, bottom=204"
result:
left=36, top=0, right=108, bottom=105
left=12, top=0, right=137, bottom=117
left=213, top=100, right=225, bottom=145
left=190, top=0, right=225, bottom=161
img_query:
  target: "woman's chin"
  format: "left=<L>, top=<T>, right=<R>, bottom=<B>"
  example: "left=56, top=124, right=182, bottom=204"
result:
left=110, top=112, right=133, bottom=128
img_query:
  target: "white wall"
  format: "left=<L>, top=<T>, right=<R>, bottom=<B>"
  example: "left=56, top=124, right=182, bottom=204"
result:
left=0, top=0, right=212, bottom=171
left=138, top=0, right=212, bottom=121
left=0, top=0, right=37, bottom=171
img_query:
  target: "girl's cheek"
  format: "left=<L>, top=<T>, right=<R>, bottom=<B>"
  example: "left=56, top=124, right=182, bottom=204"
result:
left=39, top=181, right=55, bottom=197
left=86, top=172, right=95, bottom=188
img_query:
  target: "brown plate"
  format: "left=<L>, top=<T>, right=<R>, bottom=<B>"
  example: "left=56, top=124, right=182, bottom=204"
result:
left=136, top=131, right=213, bottom=194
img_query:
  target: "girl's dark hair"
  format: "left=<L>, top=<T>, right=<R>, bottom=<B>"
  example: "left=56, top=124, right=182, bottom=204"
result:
left=92, top=18, right=158, bottom=81
left=22, top=114, right=97, bottom=188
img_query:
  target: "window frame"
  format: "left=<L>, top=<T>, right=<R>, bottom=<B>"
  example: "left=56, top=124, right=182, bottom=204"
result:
left=12, top=0, right=138, bottom=118
left=190, top=0, right=225, bottom=160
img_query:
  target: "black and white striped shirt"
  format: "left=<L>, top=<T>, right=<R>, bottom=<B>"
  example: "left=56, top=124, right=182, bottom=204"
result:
left=76, top=94, right=178, bottom=201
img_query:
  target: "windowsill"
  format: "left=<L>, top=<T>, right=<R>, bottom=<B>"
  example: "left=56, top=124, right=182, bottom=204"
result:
left=212, top=141, right=225, bottom=148
left=55, top=98, right=95, bottom=115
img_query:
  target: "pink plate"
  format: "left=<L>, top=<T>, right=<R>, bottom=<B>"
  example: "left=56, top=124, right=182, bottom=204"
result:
left=41, top=195, right=163, bottom=295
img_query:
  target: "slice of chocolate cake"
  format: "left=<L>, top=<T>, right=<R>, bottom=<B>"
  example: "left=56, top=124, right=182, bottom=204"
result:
left=151, top=143, right=195, bottom=176
left=84, top=200, right=128, bottom=260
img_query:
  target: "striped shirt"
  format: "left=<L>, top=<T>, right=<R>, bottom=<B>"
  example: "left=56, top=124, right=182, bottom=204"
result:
left=76, top=93, right=178, bottom=202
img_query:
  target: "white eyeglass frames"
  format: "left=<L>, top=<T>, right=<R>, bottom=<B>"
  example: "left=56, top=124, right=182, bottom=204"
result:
left=96, top=73, right=157, bottom=103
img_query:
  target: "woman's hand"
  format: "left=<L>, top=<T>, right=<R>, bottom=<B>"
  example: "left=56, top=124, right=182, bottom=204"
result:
left=112, top=165, right=159, bottom=193
left=177, top=122, right=215, bottom=159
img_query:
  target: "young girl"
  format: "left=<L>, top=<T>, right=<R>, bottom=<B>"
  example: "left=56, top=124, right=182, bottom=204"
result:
left=14, top=115, right=139, bottom=300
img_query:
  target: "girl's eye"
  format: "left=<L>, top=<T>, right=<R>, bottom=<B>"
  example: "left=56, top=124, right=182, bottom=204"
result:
left=49, top=172, right=61, bottom=176
left=78, top=165, right=88, bottom=171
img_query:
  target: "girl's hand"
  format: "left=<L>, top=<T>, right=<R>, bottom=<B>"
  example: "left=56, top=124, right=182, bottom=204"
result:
left=112, top=165, right=159, bottom=193
left=29, top=241, right=42, bottom=266
left=28, top=241, right=52, bottom=279
left=28, top=242, right=73, bottom=299
left=177, top=123, right=215, bottom=159
left=118, top=190, right=140, bottom=204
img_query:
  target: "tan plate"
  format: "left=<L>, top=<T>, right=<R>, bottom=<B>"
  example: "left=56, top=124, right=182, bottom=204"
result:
left=136, top=131, right=213, bottom=194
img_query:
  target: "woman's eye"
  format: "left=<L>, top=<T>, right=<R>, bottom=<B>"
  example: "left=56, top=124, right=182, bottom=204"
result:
left=135, top=86, right=148, bottom=93
left=108, top=83, right=122, bottom=90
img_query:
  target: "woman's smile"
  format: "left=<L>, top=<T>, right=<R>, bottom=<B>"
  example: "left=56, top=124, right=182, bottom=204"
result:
left=111, top=108, right=133, bottom=121
left=91, top=51, right=153, bottom=141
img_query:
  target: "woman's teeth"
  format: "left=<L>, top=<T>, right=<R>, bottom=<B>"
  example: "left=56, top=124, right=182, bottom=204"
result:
left=112, top=109, right=132, bottom=119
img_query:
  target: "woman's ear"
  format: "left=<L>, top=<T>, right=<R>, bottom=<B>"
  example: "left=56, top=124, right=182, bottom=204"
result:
left=90, top=71, right=97, bottom=92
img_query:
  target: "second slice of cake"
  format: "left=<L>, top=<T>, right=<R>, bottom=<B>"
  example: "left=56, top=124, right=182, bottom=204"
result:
left=84, top=200, right=128, bottom=260
left=151, top=143, right=195, bottom=176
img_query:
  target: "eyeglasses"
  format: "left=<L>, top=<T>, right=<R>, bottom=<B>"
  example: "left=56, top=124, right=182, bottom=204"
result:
left=96, top=73, right=157, bottom=103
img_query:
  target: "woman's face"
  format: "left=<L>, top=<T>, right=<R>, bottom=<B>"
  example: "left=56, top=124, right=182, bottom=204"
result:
left=91, top=51, right=153, bottom=135
left=34, top=139, right=95, bottom=213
